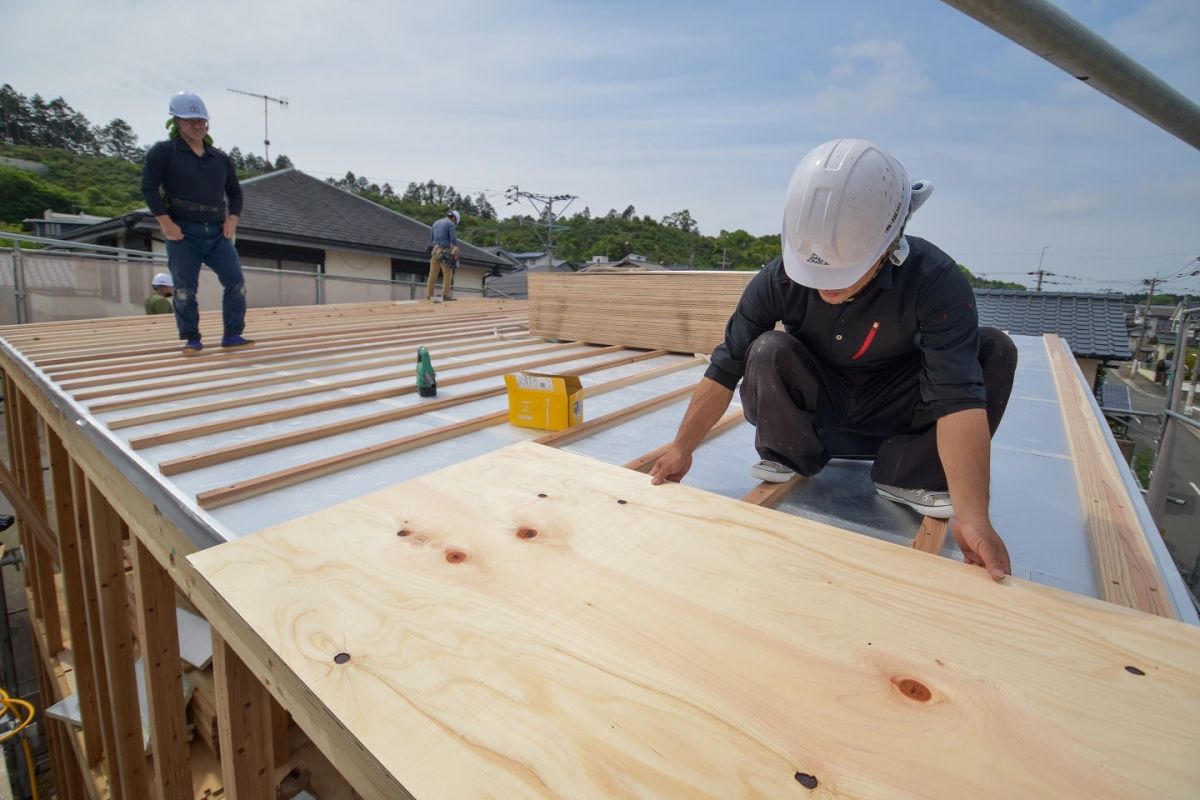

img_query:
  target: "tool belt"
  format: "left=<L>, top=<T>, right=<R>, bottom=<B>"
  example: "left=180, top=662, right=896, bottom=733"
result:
left=165, top=196, right=225, bottom=216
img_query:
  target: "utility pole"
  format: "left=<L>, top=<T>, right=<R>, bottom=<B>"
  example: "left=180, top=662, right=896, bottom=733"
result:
left=504, top=186, right=577, bottom=267
left=227, top=88, right=288, bottom=165
left=1129, top=276, right=1160, bottom=377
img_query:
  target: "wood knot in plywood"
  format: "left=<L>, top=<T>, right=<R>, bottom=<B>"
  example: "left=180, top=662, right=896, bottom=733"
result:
left=445, top=549, right=468, bottom=563
left=892, top=676, right=932, bottom=702
left=794, top=772, right=818, bottom=789
left=516, top=527, right=539, bottom=540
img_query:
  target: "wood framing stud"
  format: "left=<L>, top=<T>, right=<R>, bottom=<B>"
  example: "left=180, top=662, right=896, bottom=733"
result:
left=132, top=539, right=191, bottom=800
left=213, top=633, right=274, bottom=799
left=85, top=479, right=149, bottom=799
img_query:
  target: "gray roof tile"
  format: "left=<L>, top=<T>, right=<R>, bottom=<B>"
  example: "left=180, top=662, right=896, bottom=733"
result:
left=973, top=290, right=1132, bottom=360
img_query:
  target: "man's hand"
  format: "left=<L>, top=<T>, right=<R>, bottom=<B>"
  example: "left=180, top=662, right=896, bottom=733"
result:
left=952, top=518, right=1011, bottom=581
left=649, top=446, right=692, bottom=485
left=157, top=216, right=184, bottom=241
left=223, top=214, right=238, bottom=239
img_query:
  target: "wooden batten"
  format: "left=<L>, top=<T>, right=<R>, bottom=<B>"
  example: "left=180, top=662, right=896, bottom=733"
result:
left=1044, top=334, right=1173, bottom=618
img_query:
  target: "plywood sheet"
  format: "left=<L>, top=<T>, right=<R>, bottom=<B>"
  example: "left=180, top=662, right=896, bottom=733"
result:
left=189, top=442, right=1200, bottom=799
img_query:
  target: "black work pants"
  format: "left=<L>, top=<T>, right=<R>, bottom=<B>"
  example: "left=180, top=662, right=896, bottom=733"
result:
left=738, top=327, right=1017, bottom=490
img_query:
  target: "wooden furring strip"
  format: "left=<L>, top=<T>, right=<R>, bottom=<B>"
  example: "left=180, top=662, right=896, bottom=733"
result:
left=196, top=357, right=703, bottom=509
left=534, top=384, right=697, bottom=448
left=55, top=316, right=529, bottom=388
left=137, top=344, right=629, bottom=452
left=1044, top=334, right=1173, bottom=618
left=741, top=475, right=806, bottom=507
left=44, top=311, right=529, bottom=377
left=622, top=410, right=745, bottom=473
left=69, top=321, right=528, bottom=401
left=912, top=517, right=949, bottom=554
left=96, top=337, right=560, bottom=419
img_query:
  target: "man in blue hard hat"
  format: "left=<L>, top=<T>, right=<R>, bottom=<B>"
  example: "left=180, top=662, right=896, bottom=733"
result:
left=141, top=91, right=253, bottom=354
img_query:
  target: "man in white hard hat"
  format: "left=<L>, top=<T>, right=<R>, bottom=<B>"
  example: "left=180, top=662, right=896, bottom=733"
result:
left=427, top=209, right=461, bottom=301
left=141, top=91, right=253, bottom=354
left=650, top=139, right=1017, bottom=581
left=145, top=272, right=174, bottom=315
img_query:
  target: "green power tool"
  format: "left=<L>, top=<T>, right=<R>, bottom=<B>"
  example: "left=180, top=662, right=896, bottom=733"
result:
left=416, top=346, right=437, bottom=397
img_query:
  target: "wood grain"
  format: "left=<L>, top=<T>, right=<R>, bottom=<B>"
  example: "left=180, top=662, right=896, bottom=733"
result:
left=1044, top=334, right=1173, bottom=617
left=530, top=271, right=754, bottom=353
left=190, top=442, right=1200, bottom=800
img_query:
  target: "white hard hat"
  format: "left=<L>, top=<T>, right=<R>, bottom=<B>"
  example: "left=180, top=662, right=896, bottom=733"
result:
left=448, top=210, right=461, bottom=224
left=169, top=91, right=209, bottom=120
left=781, top=138, right=911, bottom=290
left=152, top=272, right=174, bottom=288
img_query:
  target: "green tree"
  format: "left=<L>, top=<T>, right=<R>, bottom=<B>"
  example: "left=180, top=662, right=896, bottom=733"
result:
left=0, top=167, right=77, bottom=223
left=96, top=118, right=141, bottom=162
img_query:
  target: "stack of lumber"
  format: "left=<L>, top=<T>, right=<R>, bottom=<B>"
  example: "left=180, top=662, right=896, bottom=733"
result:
left=529, top=271, right=754, bottom=353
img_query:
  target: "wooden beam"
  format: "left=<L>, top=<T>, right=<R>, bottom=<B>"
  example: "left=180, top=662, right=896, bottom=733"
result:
left=12, top=389, right=63, bottom=652
left=0, top=455, right=60, bottom=564
left=136, top=344, right=623, bottom=450
left=131, top=339, right=575, bottom=450
left=157, top=349, right=677, bottom=475
left=85, top=479, right=150, bottom=799
left=47, top=437, right=104, bottom=766
left=132, top=539, right=191, bottom=800
left=71, top=465, right=120, bottom=785
left=196, top=357, right=701, bottom=509
left=741, top=474, right=806, bottom=507
left=622, top=410, right=745, bottom=473
left=1044, top=334, right=1173, bottom=618
left=103, top=338, right=563, bottom=428
left=912, top=517, right=950, bottom=555
left=65, top=318, right=529, bottom=397
left=534, top=383, right=697, bottom=448
left=212, top=633, right=273, bottom=800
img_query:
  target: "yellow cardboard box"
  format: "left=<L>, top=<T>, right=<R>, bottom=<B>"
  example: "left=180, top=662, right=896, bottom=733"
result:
left=504, top=372, right=584, bottom=431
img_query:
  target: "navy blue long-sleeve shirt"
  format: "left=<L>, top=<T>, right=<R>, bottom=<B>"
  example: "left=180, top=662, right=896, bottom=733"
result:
left=706, top=236, right=986, bottom=418
left=140, top=138, right=243, bottom=222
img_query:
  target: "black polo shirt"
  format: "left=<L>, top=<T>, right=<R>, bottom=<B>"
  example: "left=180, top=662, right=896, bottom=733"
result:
left=706, top=236, right=986, bottom=418
left=140, top=138, right=244, bottom=223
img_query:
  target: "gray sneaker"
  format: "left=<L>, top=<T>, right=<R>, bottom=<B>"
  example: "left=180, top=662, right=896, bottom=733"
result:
left=875, top=483, right=954, bottom=518
left=750, top=459, right=797, bottom=483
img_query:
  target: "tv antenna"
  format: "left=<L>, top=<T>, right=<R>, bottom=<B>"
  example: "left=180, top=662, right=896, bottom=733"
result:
left=227, top=88, right=288, bottom=165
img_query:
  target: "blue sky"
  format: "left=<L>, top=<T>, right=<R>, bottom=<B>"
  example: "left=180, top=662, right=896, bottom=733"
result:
left=6, top=0, right=1199, bottom=292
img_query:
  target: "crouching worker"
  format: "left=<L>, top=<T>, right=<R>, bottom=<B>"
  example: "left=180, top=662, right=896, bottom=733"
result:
left=649, top=138, right=1018, bottom=581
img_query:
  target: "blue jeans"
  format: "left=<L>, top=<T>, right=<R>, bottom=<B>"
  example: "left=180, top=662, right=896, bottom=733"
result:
left=166, top=221, right=247, bottom=341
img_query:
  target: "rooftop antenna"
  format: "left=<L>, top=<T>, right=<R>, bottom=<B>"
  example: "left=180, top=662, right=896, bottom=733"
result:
left=227, top=88, right=288, bottom=165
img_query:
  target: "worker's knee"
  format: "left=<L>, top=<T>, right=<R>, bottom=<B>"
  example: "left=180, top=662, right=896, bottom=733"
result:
left=747, top=330, right=795, bottom=364
left=979, top=327, right=1017, bottom=373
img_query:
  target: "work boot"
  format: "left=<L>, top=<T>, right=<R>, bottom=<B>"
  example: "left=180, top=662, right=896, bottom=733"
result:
left=181, top=339, right=203, bottom=355
left=875, top=483, right=954, bottom=518
left=220, top=335, right=255, bottom=348
left=749, top=459, right=796, bottom=483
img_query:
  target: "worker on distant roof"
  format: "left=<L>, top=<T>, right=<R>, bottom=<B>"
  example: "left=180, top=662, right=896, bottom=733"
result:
left=145, top=272, right=174, bottom=315
left=650, top=138, right=1018, bottom=581
left=141, top=90, right=253, bottom=354
left=427, top=209, right=461, bottom=302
